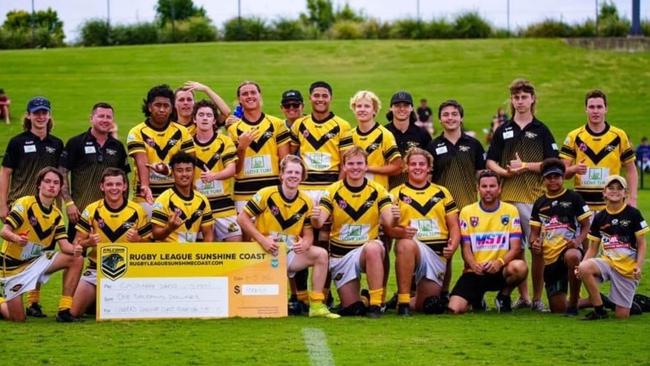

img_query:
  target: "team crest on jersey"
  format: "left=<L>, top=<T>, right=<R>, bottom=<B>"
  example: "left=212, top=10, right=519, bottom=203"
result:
left=302, top=130, right=310, bottom=138
left=470, top=216, right=479, bottom=227
left=559, top=201, right=572, bottom=208
left=578, top=143, right=588, bottom=152
left=407, top=141, right=418, bottom=149
left=29, top=215, right=38, bottom=226
left=146, top=138, right=156, bottom=147
left=271, top=206, right=280, bottom=215
left=213, top=152, right=221, bottom=161
left=263, top=131, right=273, bottom=139
left=45, top=146, right=56, bottom=154
left=431, top=196, right=441, bottom=203
left=606, top=144, right=615, bottom=152
left=368, top=143, right=380, bottom=151
left=501, top=215, right=510, bottom=225
left=619, top=219, right=631, bottom=228
left=97, top=218, right=106, bottom=228
left=100, top=245, right=128, bottom=281
left=123, top=222, right=135, bottom=230
left=338, top=200, right=347, bottom=209
left=612, top=219, right=619, bottom=225
left=106, top=148, right=117, bottom=156
left=525, top=132, right=537, bottom=139
left=364, top=200, right=374, bottom=208
left=458, top=145, right=470, bottom=152
left=402, top=196, right=412, bottom=204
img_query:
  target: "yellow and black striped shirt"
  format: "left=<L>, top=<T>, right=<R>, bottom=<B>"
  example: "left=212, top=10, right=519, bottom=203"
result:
left=151, top=187, right=214, bottom=243
left=193, top=133, right=238, bottom=218
left=351, top=123, right=401, bottom=189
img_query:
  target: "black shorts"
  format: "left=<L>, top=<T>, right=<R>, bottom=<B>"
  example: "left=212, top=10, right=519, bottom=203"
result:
left=544, top=247, right=583, bottom=297
left=451, top=271, right=507, bottom=306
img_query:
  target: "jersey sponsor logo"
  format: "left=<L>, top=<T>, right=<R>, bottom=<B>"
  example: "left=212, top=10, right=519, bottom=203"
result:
left=10, top=283, right=24, bottom=293
left=100, top=245, right=128, bottom=281
left=641, top=220, right=648, bottom=229
left=362, top=134, right=383, bottom=155
left=196, top=143, right=225, bottom=171
left=502, top=130, right=514, bottom=139
left=169, top=200, right=205, bottom=230
left=106, top=148, right=117, bottom=156
left=475, top=232, right=508, bottom=246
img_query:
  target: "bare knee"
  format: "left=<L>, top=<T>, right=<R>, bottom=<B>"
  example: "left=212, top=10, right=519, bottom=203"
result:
left=507, top=259, right=528, bottom=278
left=578, top=259, right=598, bottom=276
left=564, top=249, right=582, bottom=266
left=364, top=241, right=385, bottom=260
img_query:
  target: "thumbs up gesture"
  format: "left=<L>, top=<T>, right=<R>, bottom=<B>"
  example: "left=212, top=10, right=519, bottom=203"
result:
left=88, top=227, right=101, bottom=247
left=168, top=209, right=184, bottom=230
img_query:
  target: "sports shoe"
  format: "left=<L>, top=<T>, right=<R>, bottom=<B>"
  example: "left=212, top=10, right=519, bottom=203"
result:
left=531, top=300, right=549, bottom=313
left=288, top=299, right=304, bottom=316
left=581, top=310, right=608, bottom=320
left=397, top=303, right=411, bottom=317
left=495, top=293, right=512, bottom=313
left=385, top=293, right=398, bottom=310
left=512, top=298, right=531, bottom=310
left=564, top=306, right=579, bottom=316
left=600, top=292, right=616, bottom=311
left=367, top=305, right=382, bottom=318
left=360, top=289, right=370, bottom=306
left=26, top=303, right=46, bottom=318
left=56, top=309, right=81, bottom=323
left=309, top=303, right=340, bottom=319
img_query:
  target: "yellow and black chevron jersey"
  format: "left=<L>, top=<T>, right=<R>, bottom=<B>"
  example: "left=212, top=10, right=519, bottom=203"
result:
left=177, top=121, right=196, bottom=136
left=352, top=123, right=401, bottom=189
left=486, top=118, right=559, bottom=204
left=560, top=123, right=635, bottom=210
left=244, top=186, right=312, bottom=251
left=226, top=113, right=291, bottom=201
left=1, top=196, right=67, bottom=276
left=390, top=182, right=458, bottom=256
left=76, top=199, right=152, bottom=269
left=588, top=205, right=649, bottom=278
left=126, top=120, right=195, bottom=199
left=193, top=133, right=238, bottom=218
left=151, top=187, right=214, bottom=243
left=530, top=189, right=591, bottom=265
left=290, top=113, right=353, bottom=190
left=320, top=179, right=392, bottom=257
left=459, top=201, right=522, bottom=271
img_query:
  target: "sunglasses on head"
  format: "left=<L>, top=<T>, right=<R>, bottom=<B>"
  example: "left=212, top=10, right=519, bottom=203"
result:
left=282, top=103, right=301, bottom=109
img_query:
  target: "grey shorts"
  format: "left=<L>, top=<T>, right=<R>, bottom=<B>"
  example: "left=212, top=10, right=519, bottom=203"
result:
left=512, top=202, right=532, bottom=249
left=414, top=240, right=447, bottom=286
left=593, top=258, right=638, bottom=309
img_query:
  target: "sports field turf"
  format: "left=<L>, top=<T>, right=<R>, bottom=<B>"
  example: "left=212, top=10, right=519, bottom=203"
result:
left=0, top=39, right=649, bottom=365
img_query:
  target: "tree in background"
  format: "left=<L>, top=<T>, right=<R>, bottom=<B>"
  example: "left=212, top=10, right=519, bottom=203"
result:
left=155, top=0, right=207, bottom=25
left=0, top=8, right=65, bottom=48
left=300, top=0, right=335, bottom=33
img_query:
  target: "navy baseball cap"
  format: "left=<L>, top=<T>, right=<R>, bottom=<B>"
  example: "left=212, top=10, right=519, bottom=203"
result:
left=27, top=96, right=51, bottom=113
left=281, top=90, right=303, bottom=105
left=390, top=91, right=413, bottom=106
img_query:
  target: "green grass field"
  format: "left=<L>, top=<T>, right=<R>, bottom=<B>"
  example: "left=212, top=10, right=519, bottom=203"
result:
left=1, top=39, right=650, bottom=365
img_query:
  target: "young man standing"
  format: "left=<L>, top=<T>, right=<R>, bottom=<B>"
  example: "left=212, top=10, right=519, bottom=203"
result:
left=577, top=175, right=648, bottom=320
left=151, top=152, right=214, bottom=243
left=391, top=148, right=460, bottom=316
left=71, top=168, right=151, bottom=317
left=529, top=158, right=591, bottom=314
left=311, top=147, right=394, bottom=318
left=174, top=81, right=231, bottom=135
left=486, top=79, right=559, bottom=310
left=238, top=155, right=339, bottom=319
left=0, top=167, right=83, bottom=322
left=447, top=170, right=528, bottom=314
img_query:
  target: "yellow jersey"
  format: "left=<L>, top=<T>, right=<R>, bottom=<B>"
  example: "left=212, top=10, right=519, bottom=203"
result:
left=151, top=188, right=214, bottom=243
left=352, top=123, right=401, bottom=189
left=193, top=133, right=238, bottom=218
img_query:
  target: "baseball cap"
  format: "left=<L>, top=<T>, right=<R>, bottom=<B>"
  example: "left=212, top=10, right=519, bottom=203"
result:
left=542, top=164, right=565, bottom=177
left=281, top=90, right=303, bottom=105
left=390, top=91, right=413, bottom=106
left=27, top=96, right=51, bottom=113
left=604, top=175, right=627, bottom=190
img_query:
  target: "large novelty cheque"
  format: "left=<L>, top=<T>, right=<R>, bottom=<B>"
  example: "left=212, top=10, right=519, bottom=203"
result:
left=96, top=242, right=287, bottom=320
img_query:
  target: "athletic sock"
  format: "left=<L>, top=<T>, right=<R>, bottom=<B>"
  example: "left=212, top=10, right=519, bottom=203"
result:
left=58, top=296, right=73, bottom=311
left=594, top=305, right=606, bottom=315
left=398, top=293, right=410, bottom=305
left=28, top=290, right=40, bottom=305
left=297, top=290, right=309, bottom=304
left=309, top=292, right=325, bottom=305
left=369, top=289, right=382, bottom=306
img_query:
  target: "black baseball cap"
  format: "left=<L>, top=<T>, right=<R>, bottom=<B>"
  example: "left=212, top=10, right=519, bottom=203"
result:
left=27, top=96, right=51, bottom=113
left=390, top=91, right=413, bottom=106
left=281, top=90, right=303, bottom=105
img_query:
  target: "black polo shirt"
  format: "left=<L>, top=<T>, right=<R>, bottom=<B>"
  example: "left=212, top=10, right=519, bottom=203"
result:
left=427, top=133, right=485, bottom=209
left=384, top=121, right=432, bottom=189
left=60, top=129, right=130, bottom=211
left=2, top=131, right=64, bottom=203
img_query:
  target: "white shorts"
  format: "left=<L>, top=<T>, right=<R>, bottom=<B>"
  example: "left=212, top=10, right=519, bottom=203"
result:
left=213, top=216, right=242, bottom=240
left=80, top=268, right=97, bottom=286
left=593, top=258, right=638, bottom=308
left=287, top=251, right=297, bottom=278
left=329, top=241, right=384, bottom=289
left=0, top=252, right=58, bottom=301
left=512, top=202, right=532, bottom=248
left=414, top=241, right=447, bottom=286
left=235, top=200, right=248, bottom=214
left=138, top=201, right=154, bottom=219
left=303, top=189, right=327, bottom=206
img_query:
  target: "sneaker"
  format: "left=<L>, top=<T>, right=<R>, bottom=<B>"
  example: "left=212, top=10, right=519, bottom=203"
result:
left=367, top=305, right=382, bottom=318
left=531, top=300, right=549, bottom=313
left=581, top=310, right=608, bottom=320
left=564, top=306, right=579, bottom=316
left=600, top=292, right=616, bottom=311
left=309, top=304, right=340, bottom=319
left=495, top=293, right=512, bottom=313
left=26, top=303, right=47, bottom=318
left=56, top=309, right=81, bottom=323
left=288, top=299, right=304, bottom=316
left=512, top=298, right=531, bottom=310
left=385, top=293, right=398, bottom=310
left=397, top=303, right=411, bottom=317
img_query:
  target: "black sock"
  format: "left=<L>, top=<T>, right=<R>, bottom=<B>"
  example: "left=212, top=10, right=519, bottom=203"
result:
left=595, top=305, right=606, bottom=314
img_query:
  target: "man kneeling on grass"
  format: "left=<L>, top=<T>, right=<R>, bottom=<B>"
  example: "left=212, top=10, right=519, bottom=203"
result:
left=448, top=170, right=528, bottom=314
left=0, top=167, right=83, bottom=322
left=238, top=155, right=339, bottom=319
left=576, top=175, right=648, bottom=320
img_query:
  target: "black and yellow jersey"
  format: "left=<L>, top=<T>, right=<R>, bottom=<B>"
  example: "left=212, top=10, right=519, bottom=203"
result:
left=290, top=112, right=353, bottom=190
left=560, top=123, right=635, bottom=210
left=588, top=205, right=649, bottom=278
left=390, top=182, right=458, bottom=256
left=486, top=118, right=558, bottom=204
left=530, top=189, right=591, bottom=265
left=193, top=133, right=238, bottom=218
left=126, top=120, right=195, bottom=199
left=352, top=123, right=401, bottom=189
left=320, top=179, right=392, bottom=257
left=243, top=185, right=312, bottom=251
left=76, top=199, right=152, bottom=269
left=0, top=196, right=67, bottom=276
left=428, top=133, right=485, bottom=209
left=151, top=187, right=214, bottom=243
left=226, top=113, right=290, bottom=201
left=459, top=201, right=522, bottom=271
left=177, top=122, right=196, bottom=136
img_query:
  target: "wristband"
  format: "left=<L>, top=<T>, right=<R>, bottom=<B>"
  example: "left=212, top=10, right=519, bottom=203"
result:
left=65, top=201, right=75, bottom=207
left=497, top=258, right=505, bottom=266
left=521, top=162, right=527, bottom=169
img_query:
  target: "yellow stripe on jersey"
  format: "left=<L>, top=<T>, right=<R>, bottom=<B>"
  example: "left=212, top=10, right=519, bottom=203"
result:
left=321, top=179, right=392, bottom=257
left=390, top=182, right=458, bottom=255
left=227, top=113, right=290, bottom=201
left=459, top=201, right=522, bottom=269
left=193, top=133, right=238, bottom=218
left=243, top=186, right=312, bottom=251
left=1, top=196, right=67, bottom=276
left=126, top=121, right=195, bottom=199
left=75, top=199, right=151, bottom=267
left=290, top=113, right=353, bottom=190
left=560, top=123, right=635, bottom=210
left=352, top=123, right=401, bottom=189
left=151, top=188, right=214, bottom=243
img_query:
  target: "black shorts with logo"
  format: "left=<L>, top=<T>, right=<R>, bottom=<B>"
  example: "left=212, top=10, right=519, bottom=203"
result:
left=544, top=247, right=583, bottom=297
left=451, top=271, right=507, bottom=306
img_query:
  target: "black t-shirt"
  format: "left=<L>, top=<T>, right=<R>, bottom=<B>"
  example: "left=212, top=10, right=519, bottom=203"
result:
left=416, top=106, right=432, bottom=122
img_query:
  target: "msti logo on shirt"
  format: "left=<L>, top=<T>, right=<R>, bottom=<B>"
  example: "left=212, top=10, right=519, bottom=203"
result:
left=473, top=232, right=509, bottom=251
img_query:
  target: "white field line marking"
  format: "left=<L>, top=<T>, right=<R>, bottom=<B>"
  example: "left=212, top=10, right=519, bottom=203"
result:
left=302, top=328, right=335, bottom=366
